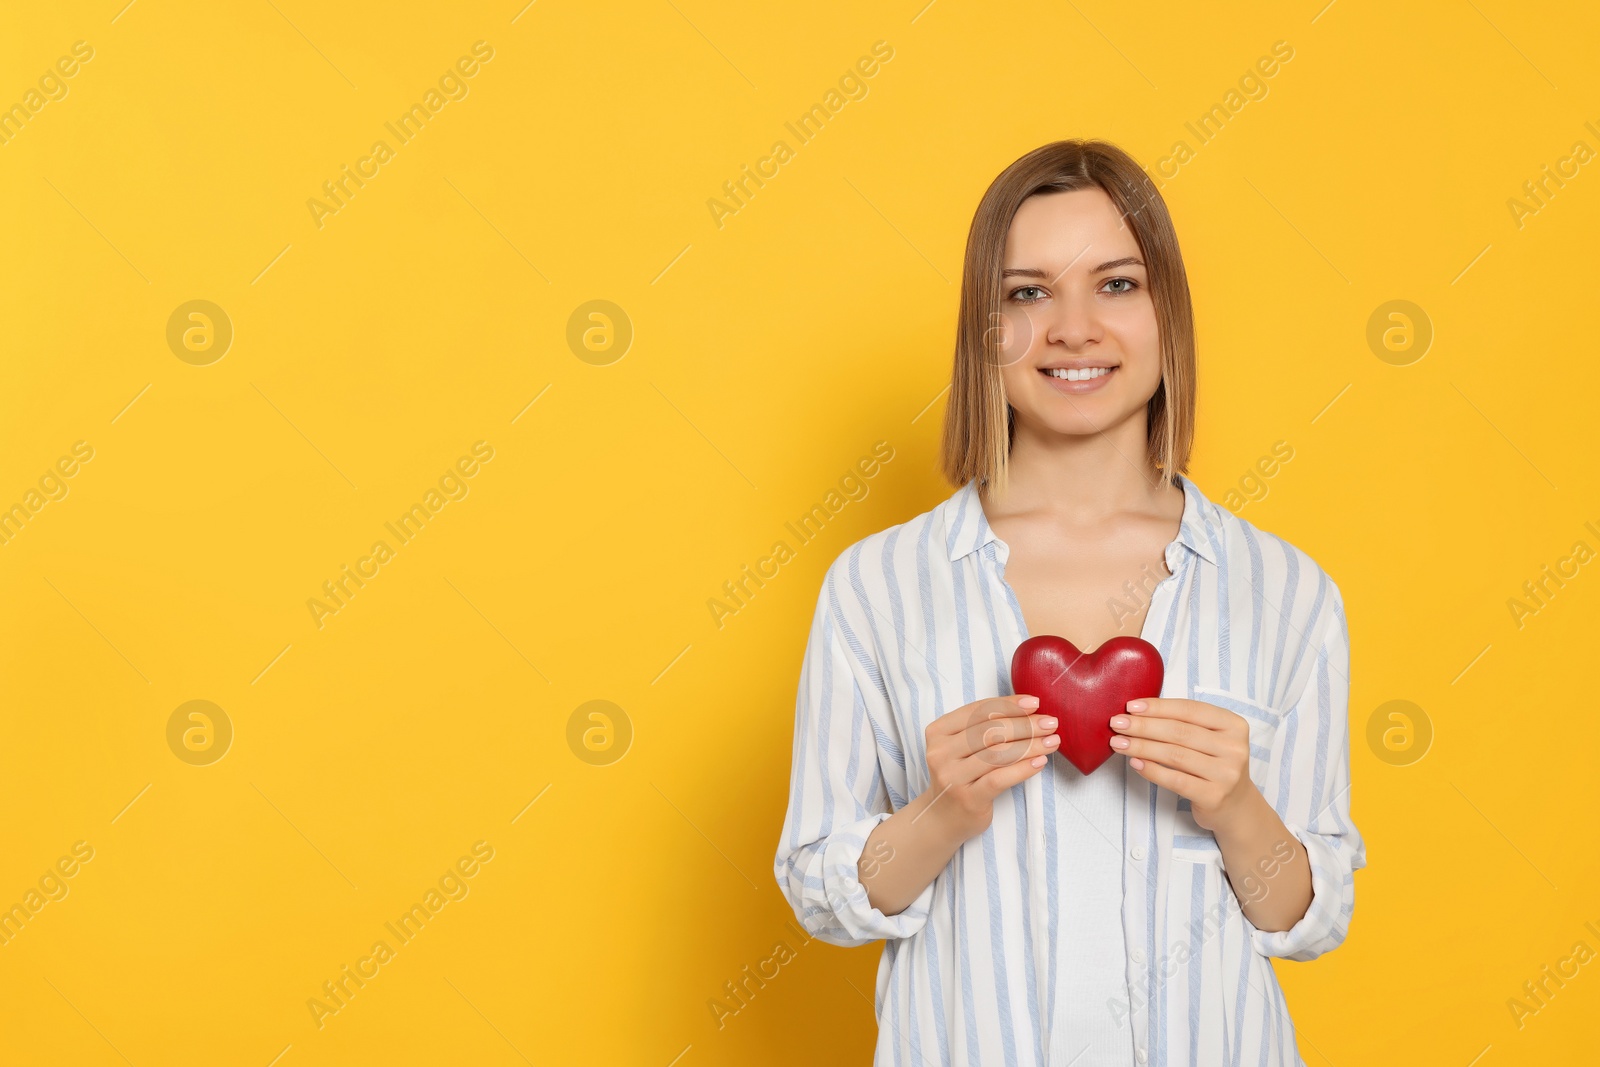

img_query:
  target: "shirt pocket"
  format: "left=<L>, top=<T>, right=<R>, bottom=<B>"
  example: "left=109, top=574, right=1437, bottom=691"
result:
left=1167, top=685, right=1284, bottom=866
left=1190, top=684, right=1283, bottom=797
left=1171, top=807, right=1223, bottom=865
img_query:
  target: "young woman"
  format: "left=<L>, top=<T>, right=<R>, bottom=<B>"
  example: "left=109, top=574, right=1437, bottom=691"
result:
left=774, top=140, right=1364, bottom=1066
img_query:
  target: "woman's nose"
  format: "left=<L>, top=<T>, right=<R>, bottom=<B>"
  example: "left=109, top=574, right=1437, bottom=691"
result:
left=1044, top=289, right=1101, bottom=348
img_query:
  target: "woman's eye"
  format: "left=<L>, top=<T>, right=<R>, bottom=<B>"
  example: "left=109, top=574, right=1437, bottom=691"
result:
left=1104, top=277, right=1139, bottom=294
left=1009, top=286, right=1045, bottom=303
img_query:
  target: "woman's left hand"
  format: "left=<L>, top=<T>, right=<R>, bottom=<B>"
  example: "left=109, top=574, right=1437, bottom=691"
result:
left=1109, top=698, right=1255, bottom=832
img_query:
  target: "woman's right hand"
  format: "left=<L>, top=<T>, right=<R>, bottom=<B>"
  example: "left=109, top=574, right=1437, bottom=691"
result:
left=921, top=694, right=1059, bottom=841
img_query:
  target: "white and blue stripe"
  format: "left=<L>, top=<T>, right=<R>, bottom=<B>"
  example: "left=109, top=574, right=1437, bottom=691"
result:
left=774, top=472, right=1366, bottom=1066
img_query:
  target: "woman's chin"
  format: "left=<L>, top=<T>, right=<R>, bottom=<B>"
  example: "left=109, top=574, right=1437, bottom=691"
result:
left=1016, top=394, right=1130, bottom=428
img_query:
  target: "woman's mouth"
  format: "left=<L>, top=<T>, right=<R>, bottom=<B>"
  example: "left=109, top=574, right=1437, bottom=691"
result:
left=1038, top=365, right=1117, bottom=394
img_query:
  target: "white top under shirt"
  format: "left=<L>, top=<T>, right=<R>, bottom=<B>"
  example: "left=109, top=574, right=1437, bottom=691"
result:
left=1055, top=748, right=1135, bottom=1064
left=774, top=472, right=1365, bottom=1066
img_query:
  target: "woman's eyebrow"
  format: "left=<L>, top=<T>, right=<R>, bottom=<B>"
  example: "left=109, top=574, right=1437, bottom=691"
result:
left=1090, top=256, right=1145, bottom=272
left=1001, top=256, right=1145, bottom=279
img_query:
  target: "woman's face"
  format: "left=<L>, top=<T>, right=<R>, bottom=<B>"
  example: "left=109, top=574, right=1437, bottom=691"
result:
left=995, top=186, right=1162, bottom=439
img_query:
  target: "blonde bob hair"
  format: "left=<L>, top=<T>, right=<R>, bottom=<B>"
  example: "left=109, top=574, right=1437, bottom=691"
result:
left=938, top=139, right=1197, bottom=495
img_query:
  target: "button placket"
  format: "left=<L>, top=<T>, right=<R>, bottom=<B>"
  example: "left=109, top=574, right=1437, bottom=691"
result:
left=1126, top=537, right=1188, bottom=1067
left=987, top=539, right=1057, bottom=1066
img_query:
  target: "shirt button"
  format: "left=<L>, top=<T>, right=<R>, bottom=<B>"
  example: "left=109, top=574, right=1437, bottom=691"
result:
left=1130, top=845, right=1146, bottom=861
left=1131, top=948, right=1146, bottom=965
left=1136, top=1048, right=1148, bottom=1064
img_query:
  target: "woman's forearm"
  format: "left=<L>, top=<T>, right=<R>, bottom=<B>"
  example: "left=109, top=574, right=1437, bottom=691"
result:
left=857, top=787, right=972, bottom=917
left=1210, top=786, right=1314, bottom=933
left=860, top=775, right=1314, bottom=931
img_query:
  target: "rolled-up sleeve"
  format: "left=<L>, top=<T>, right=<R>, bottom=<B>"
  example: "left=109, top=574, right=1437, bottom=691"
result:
left=1250, top=582, right=1367, bottom=962
left=773, top=567, right=935, bottom=948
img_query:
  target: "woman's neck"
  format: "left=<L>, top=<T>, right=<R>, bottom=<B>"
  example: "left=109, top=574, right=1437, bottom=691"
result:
left=984, top=414, right=1173, bottom=524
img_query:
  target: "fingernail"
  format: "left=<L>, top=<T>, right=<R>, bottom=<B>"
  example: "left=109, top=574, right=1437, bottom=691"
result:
left=1127, top=700, right=1147, bottom=713
left=1017, top=695, right=1040, bottom=709
left=1111, top=736, right=1129, bottom=749
left=1039, top=716, right=1057, bottom=729
left=1031, top=755, right=1048, bottom=767
left=1109, top=715, right=1129, bottom=729
left=1044, top=735, right=1060, bottom=747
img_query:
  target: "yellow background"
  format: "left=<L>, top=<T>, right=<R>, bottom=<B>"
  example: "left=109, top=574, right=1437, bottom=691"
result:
left=1, top=0, right=1596, bottom=1063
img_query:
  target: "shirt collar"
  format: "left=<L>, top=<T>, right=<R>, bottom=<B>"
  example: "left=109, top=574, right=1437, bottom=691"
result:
left=941, top=471, right=1221, bottom=567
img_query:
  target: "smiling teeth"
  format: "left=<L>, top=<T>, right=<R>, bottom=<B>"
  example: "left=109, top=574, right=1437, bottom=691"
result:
left=1045, top=367, right=1112, bottom=381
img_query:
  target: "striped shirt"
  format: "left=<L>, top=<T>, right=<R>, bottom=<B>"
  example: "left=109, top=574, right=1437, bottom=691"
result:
left=773, top=472, right=1366, bottom=1066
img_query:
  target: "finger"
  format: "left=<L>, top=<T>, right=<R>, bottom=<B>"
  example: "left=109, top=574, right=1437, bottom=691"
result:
left=958, top=711, right=1041, bottom=757
left=974, top=748, right=1051, bottom=796
left=936, top=724, right=1054, bottom=788
left=988, top=693, right=1042, bottom=718
left=1127, top=754, right=1206, bottom=800
left=1028, top=712, right=1061, bottom=735
left=956, top=699, right=1060, bottom=753
left=1114, top=737, right=1224, bottom=779
left=938, top=694, right=1038, bottom=738
left=1110, top=713, right=1229, bottom=757
left=1125, top=697, right=1233, bottom=730
left=963, top=729, right=1059, bottom=776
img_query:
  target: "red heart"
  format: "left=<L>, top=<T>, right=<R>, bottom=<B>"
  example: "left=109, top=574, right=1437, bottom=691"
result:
left=1010, top=635, right=1165, bottom=775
